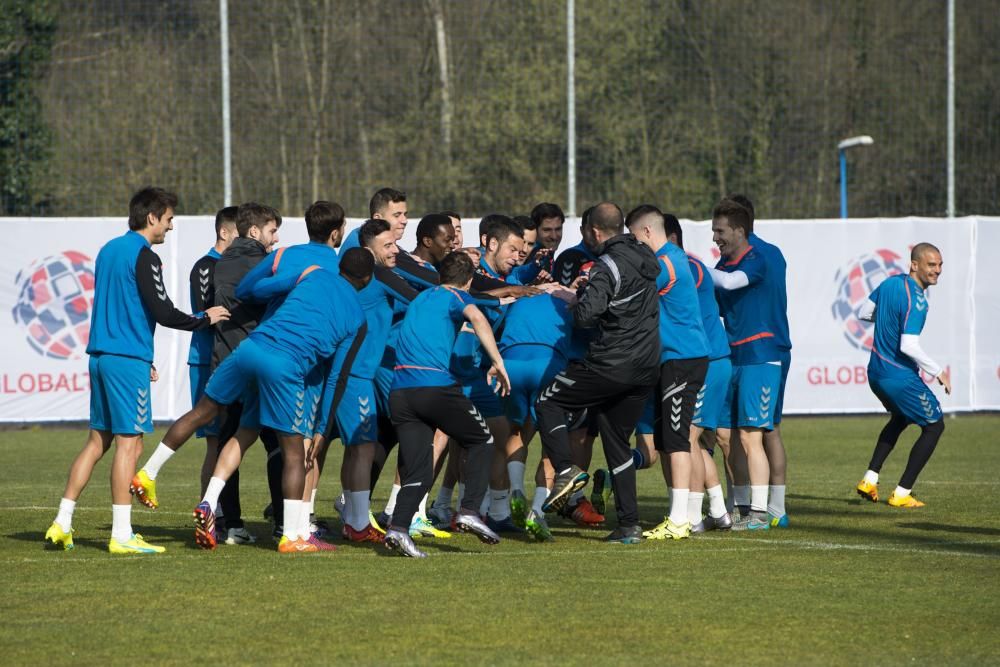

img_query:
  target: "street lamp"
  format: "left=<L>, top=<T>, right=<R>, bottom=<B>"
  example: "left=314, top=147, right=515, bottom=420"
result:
left=838, top=135, right=874, bottom=219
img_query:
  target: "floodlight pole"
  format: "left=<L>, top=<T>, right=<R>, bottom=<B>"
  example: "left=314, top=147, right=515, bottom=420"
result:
left=220, top=0, right=233, bottom=206
left=838, top=135, right=874, bottom=219
left=566, top=0, right=576, bottom=217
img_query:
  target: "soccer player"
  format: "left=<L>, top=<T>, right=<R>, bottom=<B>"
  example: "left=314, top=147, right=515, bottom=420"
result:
left=626, top=206, right=709, bottom=540
left=705, top=199, right=784, bottom=530
left=553, top=205, right=599, bottom=287
left=340, top=187, right=408, bottom=251
left=45, top=187, right=229, bottom=554
left=855, top=243, right=949, bottom=507
left=510, top=214, right=553, bottom=285
left=535, top=202, right=660, bottom=545
left=385, top=251, right=511, bottom=558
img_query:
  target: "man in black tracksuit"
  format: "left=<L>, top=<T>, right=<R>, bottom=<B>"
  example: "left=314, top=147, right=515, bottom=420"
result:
left=535, top=202, right=661, bottom=543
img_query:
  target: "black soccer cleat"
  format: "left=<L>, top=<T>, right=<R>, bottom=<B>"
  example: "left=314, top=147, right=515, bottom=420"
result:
left=543, top=465, right=589, bottom=514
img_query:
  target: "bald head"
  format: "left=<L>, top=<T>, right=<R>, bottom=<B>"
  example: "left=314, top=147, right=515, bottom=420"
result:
left=911, top=242, right=941, bottom=262
left=589, top=202, right=624, bottom=236
left=909, top=241, right=943, bottom=289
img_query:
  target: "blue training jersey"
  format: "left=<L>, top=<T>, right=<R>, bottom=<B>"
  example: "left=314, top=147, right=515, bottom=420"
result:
left=687, top=254, right=730, bottom=361
left=749, top=233, right=791, bottom=351
left=654, top=242, right=708, bottom=362
left=451, top=256, right=508, bottom=382
left=236, top=242, right=339, bottom=321
left=499, top=293, right=584, bottom=361
left=714, top=244, right=783, bottom=365
left=345, top=268, right=419, bottom=380
left=338, top=227, right=361, bottom=254
left=187, top=247, right=222, bottom=365
left=249, top=268, right=364, bottom=374
left=393, top=285, right=474, bottom=390
left=867, top=274, right=930, bottom=379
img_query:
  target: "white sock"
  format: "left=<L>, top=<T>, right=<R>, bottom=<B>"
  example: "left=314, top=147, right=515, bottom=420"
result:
left=143, top=443, right=176, bottom=480
left=433, top=485, right=453, bottom=509
left=456, top=483, right=465, bottom=508
left=480, top=491, right=491, bottom=517
left=299, top=499, right=313, bottom=539
left=531, top=486, right=550, bottom=514
left=348, top=491, right=369, bottom=531
left=507, top=461, right=526, bottom=494
left=706, top=485, right=727, bottom=519
left=668, top=488, right=689, bottom=525
left=384, top=484, right=401, bottom=515
left=308, top=488, right=317, bottom=517
left=688, top=492, right=705, bottom=524
left=894, top=485, right=911, bottom=498
left=417, top=493, right=428, bottom=520
left=111, top=504, right=132, bottom=543
left=55, top=498, right=76, bottom=532
left=734, top=485, right=751, bottom=508
left=488, top=487, right=510, bottom=520
left=767, top=485, right=786, bottom=517
left=864, top=470, right=879, bottom=485
left=202, top=476, right=226, bottom=513
left=725, top=479, right=734, bottom=513
left=282, top=499, right=302, bottom=540
left=750, top=485, right=768, bottom=513
left=342, top=492, right=353, bottom=524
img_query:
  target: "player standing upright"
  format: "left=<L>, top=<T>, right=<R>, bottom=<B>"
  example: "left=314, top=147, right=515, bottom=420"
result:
left=855, top=243, right=949, bottom=507
left=340, top=188, right=408, bottom=252
left=45, top=187, right=229, bottom=554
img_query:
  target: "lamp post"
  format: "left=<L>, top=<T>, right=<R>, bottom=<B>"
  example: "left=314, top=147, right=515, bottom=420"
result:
left=838, top=135, right=874, bottom=219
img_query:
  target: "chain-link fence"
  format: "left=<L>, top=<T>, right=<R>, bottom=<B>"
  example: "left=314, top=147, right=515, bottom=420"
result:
left=3, top=0, right=998, bottom=219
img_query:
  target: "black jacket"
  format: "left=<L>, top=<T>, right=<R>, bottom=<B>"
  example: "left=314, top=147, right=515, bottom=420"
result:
left=212, top=237, right=268, bottom=368
left=574, top=234, right=660, bottom=386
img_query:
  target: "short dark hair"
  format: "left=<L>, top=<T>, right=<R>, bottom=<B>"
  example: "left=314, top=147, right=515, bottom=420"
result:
left=439, top=251, right=475, bottom=286
left=339, top=247, right=375, bottom=284
left=531, top=202, right=565, bottom=226
left=478, top=213, right=509, bottom=242
left=304, top=200, right=345, bottom=242
left=485, top=216, right=523, bottom=247
left=663, top=214, right=683, bottom=248
left=214, top=206, right=238, bottom=237
left=416, top=213, right=454, bottom=245
left=236, top=202, right=282, bottom=237
left=369, top=187, right=406, bottom=218
left=589, top=202, right=624, bottom=235
left=128, top=187, right=178, bottom=231
left=727, top=193, right=755, bottom=227
left=713, top=198, right=752, bottom=238
left=624, top=204, right=663, bottom=229
left=439, top=210, right=461, bottom=221
left=513, top=215, right=536, bottom=232
left=359, top=218, right=391, bottom=249
left=580, top=206, right=594, bottom=227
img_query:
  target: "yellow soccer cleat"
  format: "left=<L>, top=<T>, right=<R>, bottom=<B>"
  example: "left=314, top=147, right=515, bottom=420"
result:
left=129, top=470, right=158, bottom=509
left=887, top=492, right=925, bottom=508
left=856, top=479, right=879, bottom=503
left=45, top=522, right=74, bottom=551
left=409, top=516, right=451, bottom=539
left=643, top=517, right=670, bottom=539
left=108, top=533, right=166, bottom=554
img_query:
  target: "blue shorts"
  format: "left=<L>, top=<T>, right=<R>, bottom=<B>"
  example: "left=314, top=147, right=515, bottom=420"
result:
left=693, top=357, right=733, bottom=431
left=374, top=365, right=394, bottom=418
left=188, top=364, right=219, bottom=438
left=501, top=350, right=565, bottom=426
left=462, top=375, right=504, bottom=419
left=333, top=376, right=378, bottom=446
left=205, top=339, right=314, bottom=437
left=89, top=353, right=152, bottom=436
left=774, top=350, right=791, bottom=425
left=726, top=362, right=782, bottom=431
left=870, top=373, right=942, bottom=426
left=635, top=389, right=657, bottom=436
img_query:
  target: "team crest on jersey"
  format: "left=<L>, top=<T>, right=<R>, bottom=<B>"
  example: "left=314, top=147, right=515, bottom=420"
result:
left=12, top=251, right=95, bottom=360
left=831, top=249, right=905, bottom=351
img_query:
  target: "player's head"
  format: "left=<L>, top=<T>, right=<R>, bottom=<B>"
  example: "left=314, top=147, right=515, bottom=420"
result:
left=129, top=186, right=178, bottom=244
left=440, top=210, right=464, bottom=249
left=727, top=193, right=755, bottom=231
left=625, top=204, right=666, bottom=250
left=588, top=202, right=624, bottom=246
left=339, top=247, right=375, bottom=291
left=416, top=213, right=456, bottom=265
left=663, top=213, right=683, bottom=249
left=478, top=213, right=509, bottom=248
left=305, top=200, right=346, bottom=247
left=237, top=202, right=282, bottom=252
left=531, top=202, right=564, bottom=251
left=580, top=206, right=598, bottom=251
left=513, top=215, right=535, bottom=263
left=711, top=198, right=751, bottom=258
left=439, top=251, right=475, bottom=290
left=359, top=218, right=399, bottom=268
left=484, top=216, right=525, bottom=277
left=370, top=187, right=408, bottom=240
left=910, top=242, right=943, bottom=288
left=214, top=205, right=239, bottom=250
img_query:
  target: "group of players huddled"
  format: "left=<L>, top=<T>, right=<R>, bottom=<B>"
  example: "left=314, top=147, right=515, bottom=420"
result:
left=45, top=185, right=950, bottom=556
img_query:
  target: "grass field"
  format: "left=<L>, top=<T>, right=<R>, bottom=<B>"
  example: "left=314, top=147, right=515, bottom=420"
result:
left=4, top=415, right=1000, bottom=665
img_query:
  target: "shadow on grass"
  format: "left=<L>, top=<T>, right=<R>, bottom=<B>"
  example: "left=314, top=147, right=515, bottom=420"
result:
left=898, top=521, right=1000, bottom=537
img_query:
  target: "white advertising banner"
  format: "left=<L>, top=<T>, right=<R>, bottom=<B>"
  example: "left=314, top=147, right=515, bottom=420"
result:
left=1, top=215, right=996, bottom=422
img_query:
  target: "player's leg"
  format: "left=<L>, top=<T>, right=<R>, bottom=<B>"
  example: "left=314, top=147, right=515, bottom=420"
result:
left=596, top=385, right=650, bottom=544
left=501, top=356, right=535, bottom=528
left=730, top=363, right=781, bottom=530
left=525, top=456, right=555, bottom=541
left=384, top=388, right=435, bottom=558
left=428, top=435, right=458, bottom=528
left=687, top=425, right=707, bottom=530
left=696, top=357, right=733, bottom=526
left=108, top=432, right=164, bottom=554
left=47, top=428, right=112, bottom=550
left=858, top=376, right=910, bottom=502
left=336, top=377, right=384, bottom=543
left=886, top=374, right=944, bottom=507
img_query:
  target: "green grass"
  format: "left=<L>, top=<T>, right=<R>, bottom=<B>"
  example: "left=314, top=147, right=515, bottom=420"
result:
left=3, top=415, right=1000, bottom=666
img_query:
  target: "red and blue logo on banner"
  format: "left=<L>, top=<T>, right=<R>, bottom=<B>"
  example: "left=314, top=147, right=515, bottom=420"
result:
left=11, top=251, right=95, bottom=360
